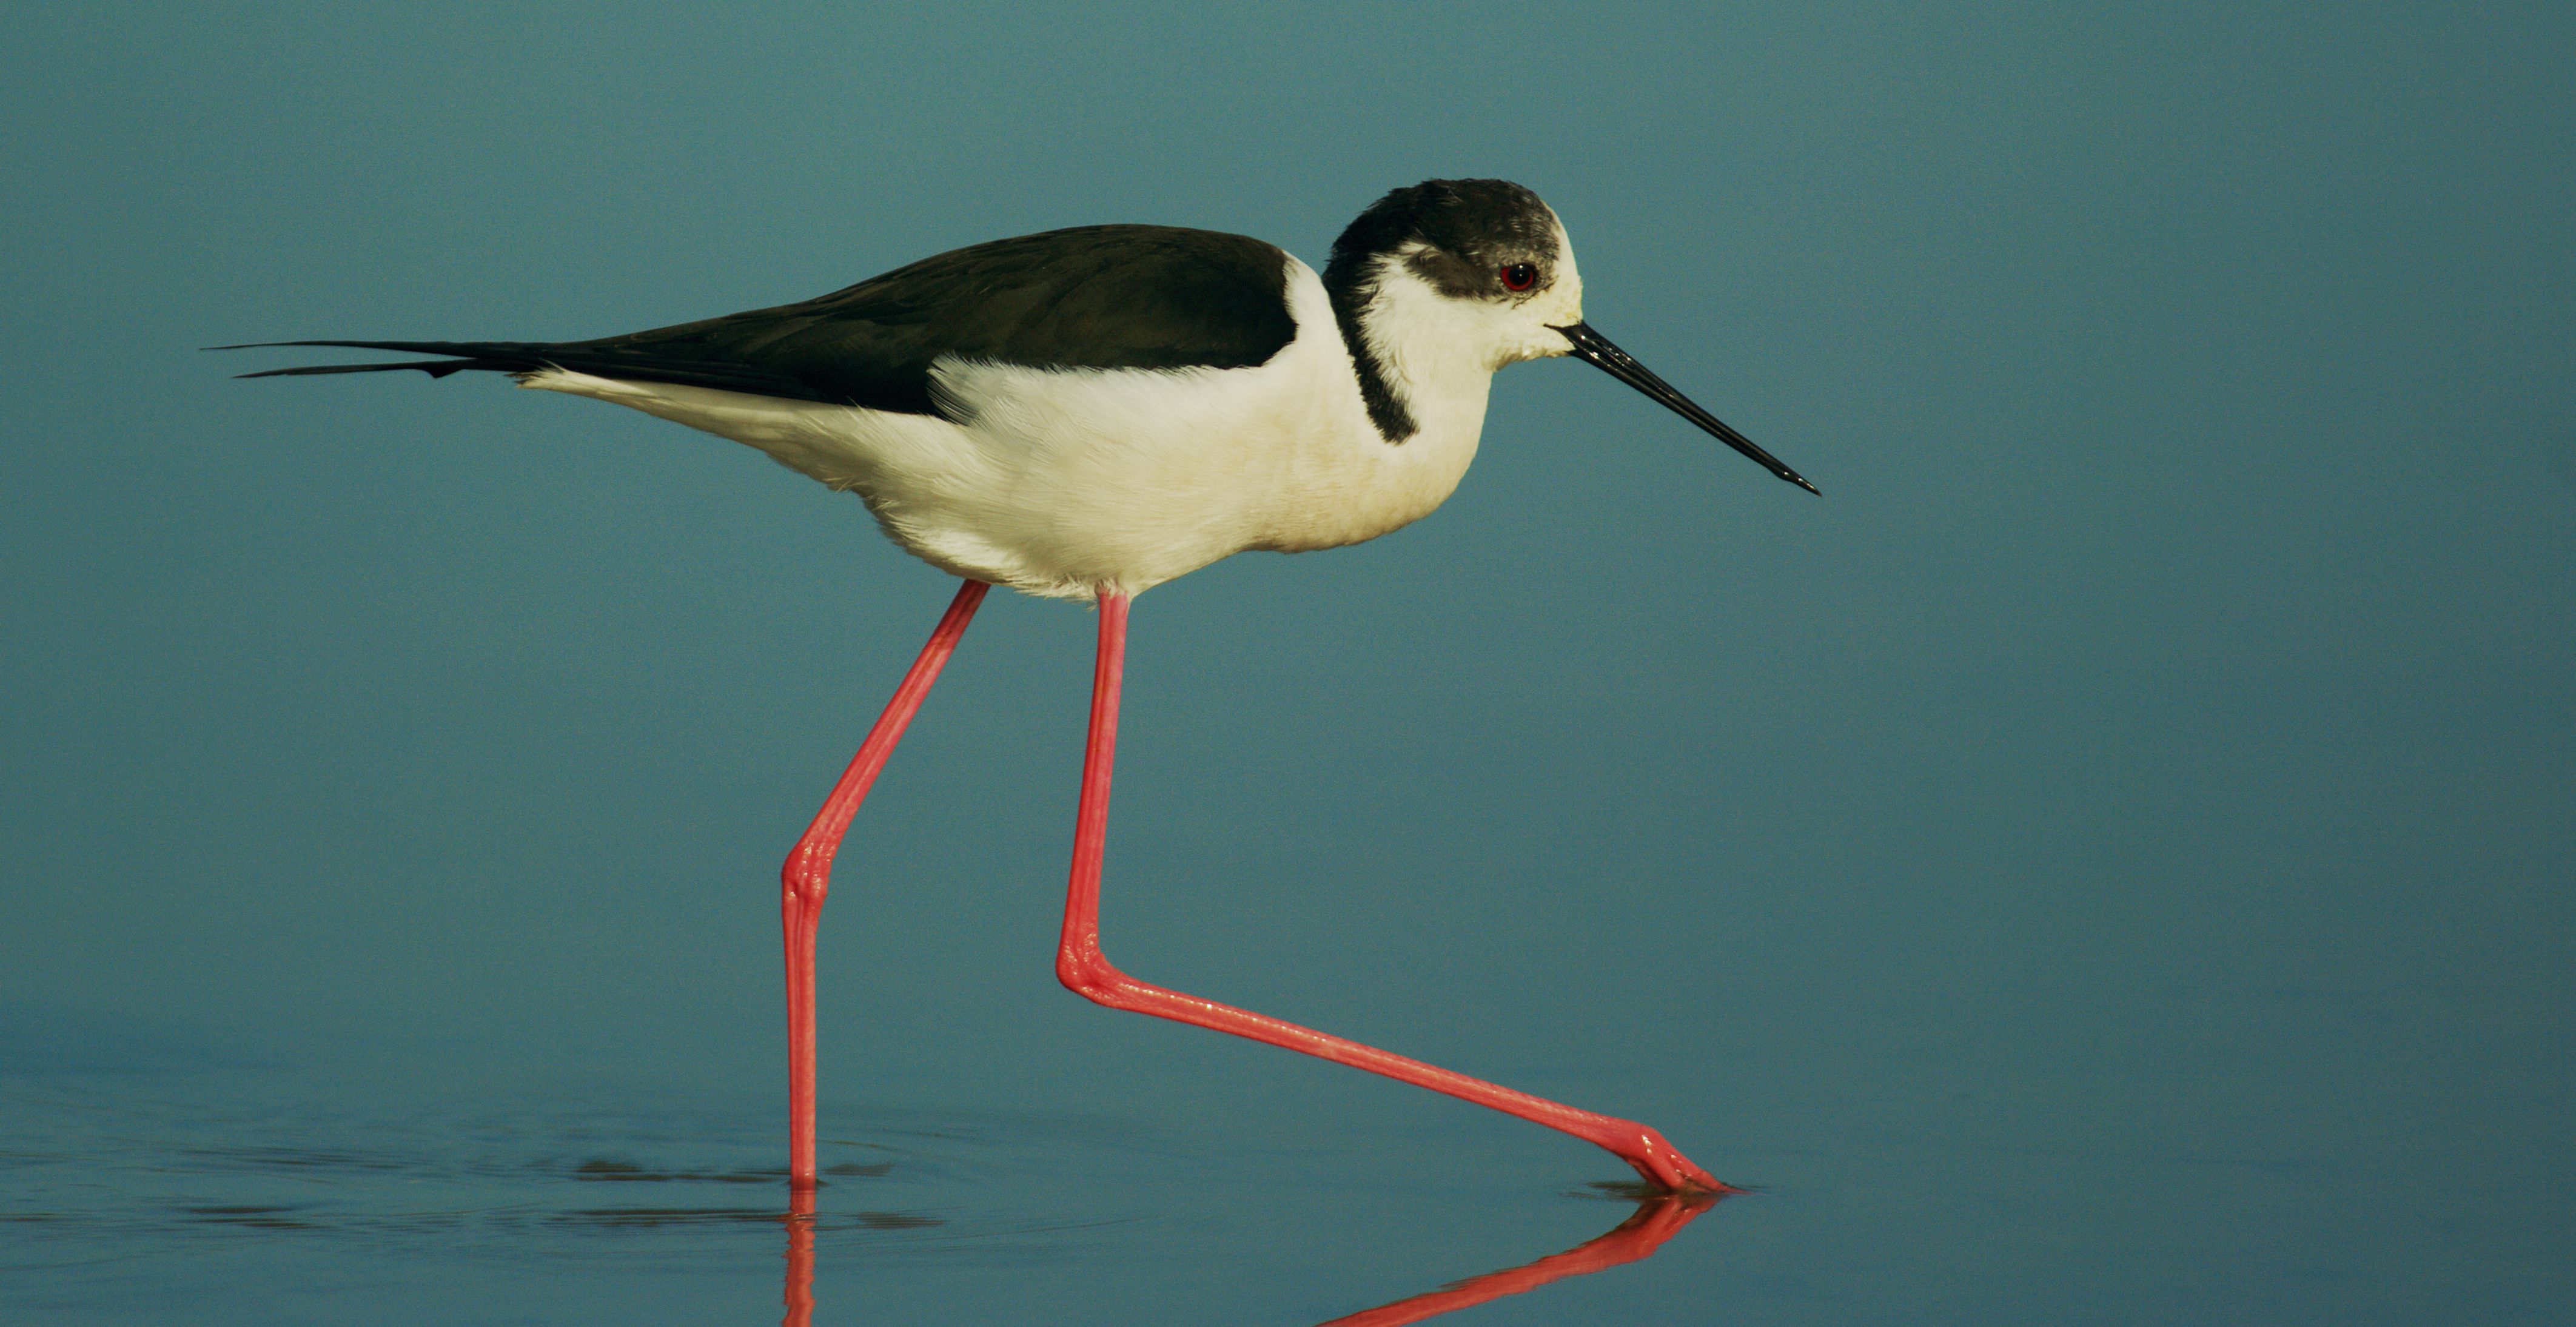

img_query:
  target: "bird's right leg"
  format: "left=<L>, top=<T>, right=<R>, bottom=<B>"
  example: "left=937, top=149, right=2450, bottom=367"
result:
left=1055, top=590, right=1731, bottom=1194
left=779, top=578, right=988, bottom=1191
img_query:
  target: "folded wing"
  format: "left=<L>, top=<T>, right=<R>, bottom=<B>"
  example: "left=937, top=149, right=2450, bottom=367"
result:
left=225, top=226, right=1300, bottom=417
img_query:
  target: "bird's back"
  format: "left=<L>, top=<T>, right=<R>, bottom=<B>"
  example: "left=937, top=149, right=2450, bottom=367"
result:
left=561, top=225, right=1305, bottom=415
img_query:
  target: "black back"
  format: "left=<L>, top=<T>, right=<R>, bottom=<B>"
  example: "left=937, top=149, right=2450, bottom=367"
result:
left=232, top=226, right=1299, bottom=415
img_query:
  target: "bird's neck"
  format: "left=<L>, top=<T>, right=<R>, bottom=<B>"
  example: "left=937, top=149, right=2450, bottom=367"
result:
left=1324, top=252, right=1497, bottom=447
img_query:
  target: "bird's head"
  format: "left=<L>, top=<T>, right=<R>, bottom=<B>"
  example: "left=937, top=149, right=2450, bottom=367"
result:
left=1326, top=178, right=1583, bottom=372
left=1326, top=178, right=1815, bottom=494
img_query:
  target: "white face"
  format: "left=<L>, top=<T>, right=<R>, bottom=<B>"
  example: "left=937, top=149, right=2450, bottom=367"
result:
left=1366, top=215, right=1587, bottom=374
left=1492, top=217, right=1585, bottom=362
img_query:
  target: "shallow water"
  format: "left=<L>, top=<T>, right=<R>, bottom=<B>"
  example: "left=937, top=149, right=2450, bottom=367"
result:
left=3, top=1060, right=1720, bottom=1326
left=7, top=969, right=2565, bottom=1327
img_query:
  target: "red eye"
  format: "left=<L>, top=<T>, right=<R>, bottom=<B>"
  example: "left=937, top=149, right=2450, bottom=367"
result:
left=1500, top=263, right=1538, bottom=292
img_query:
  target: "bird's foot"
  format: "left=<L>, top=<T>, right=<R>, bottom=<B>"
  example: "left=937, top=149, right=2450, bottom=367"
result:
left=1614, top=1126, right=1742, bottom=1196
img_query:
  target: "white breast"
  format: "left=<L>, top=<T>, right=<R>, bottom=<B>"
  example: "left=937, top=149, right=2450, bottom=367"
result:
left=518, top=258, right=1495, bottom=601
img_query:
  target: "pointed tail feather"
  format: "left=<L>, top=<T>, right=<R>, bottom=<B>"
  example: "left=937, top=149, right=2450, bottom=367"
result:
left=233, top=358, right=515, bottom=380
left=211, top=339, right=825, bottom=400
left=212, top=339, right=554, bottom=381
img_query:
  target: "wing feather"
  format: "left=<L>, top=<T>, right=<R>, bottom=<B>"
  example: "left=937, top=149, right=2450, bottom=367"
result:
left=223, top=226, right=1300, bottom=414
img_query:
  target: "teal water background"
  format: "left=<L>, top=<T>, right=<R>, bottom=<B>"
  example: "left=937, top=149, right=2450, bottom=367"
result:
left=4, top=5, right=2568, bottom=1323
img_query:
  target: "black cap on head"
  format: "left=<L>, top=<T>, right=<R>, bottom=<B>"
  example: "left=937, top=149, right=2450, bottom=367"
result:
left=1326, top=179, right=1561, bottom=299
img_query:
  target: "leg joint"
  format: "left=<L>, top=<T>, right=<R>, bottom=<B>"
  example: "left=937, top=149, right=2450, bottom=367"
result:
left=781, top=845, right=831, bottom=907
left=1056, top=944, right=1136, bottom=1007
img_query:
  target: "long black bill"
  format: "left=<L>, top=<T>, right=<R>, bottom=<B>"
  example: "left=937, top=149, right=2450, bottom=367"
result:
left=1554, top=321, right=1817, bottom=495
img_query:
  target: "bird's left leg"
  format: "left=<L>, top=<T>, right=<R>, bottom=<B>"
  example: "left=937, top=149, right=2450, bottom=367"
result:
left=779, top=578, right=988, bottom=1190
left=1053, top=590, right=1731, bottom=1194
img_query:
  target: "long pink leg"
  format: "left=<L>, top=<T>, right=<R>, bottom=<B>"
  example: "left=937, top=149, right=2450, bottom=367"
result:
left=1056, top=591, right=1732, bottom=1193
left=780, top=578, right=988, bottom=1191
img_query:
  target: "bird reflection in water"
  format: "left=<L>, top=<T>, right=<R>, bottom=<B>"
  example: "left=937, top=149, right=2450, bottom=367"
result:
left=779, top=1186, right=1720, bottom=1327
left=782, top=1186, right=816, bottom=1327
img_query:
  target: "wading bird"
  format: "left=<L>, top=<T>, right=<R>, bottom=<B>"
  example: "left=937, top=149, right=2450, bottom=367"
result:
left=229, top=178, right=1814, bottom=1195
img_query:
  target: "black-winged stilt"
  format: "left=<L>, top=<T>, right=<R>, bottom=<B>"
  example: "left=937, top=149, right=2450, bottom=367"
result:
left=227, top=178, right=1814, bottom=1195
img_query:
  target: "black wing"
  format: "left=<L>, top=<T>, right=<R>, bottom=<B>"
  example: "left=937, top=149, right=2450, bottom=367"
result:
left=224, top=226, right=1300, bottom=415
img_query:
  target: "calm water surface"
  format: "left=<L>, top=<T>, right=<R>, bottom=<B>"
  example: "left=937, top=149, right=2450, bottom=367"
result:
left=5, top=1056, right=1712, bottom=1326
left=7, top=972, right=2562, bottom=1326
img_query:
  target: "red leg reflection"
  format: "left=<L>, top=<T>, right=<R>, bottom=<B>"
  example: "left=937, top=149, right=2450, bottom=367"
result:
left=1056, top=591, right=1733, bottom=1193
left=781, top=579, right=988, bottom=1190
left=780, top=1188, right=816, bottom=1327
left=1318, top=1192, right=1717, bottom=1326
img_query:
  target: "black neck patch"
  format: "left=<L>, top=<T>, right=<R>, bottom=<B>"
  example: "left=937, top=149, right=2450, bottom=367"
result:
left=1321, top=266, right=1417, bottom=443
left=1323, top=180, right=1560, bottom=444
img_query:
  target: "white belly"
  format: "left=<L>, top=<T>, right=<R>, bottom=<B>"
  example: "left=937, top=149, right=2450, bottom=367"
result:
left=519, top=265, right=1494, bottom=601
